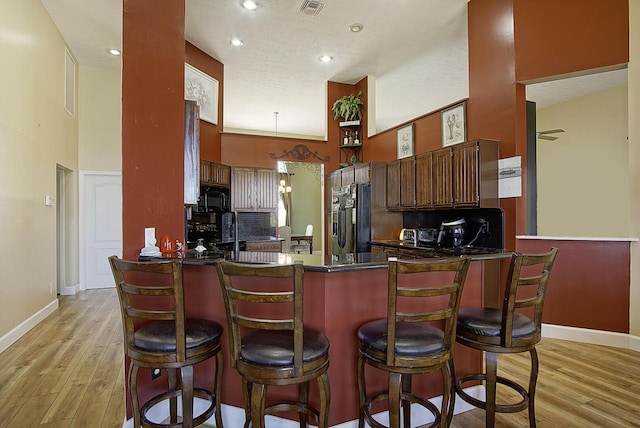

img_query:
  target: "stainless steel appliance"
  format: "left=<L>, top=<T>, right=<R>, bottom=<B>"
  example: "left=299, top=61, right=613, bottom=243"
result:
left=417, top=228, right=438, bottom=246
left=436, top=218, right=467, bottom=248
left=331, top=183, right=371, bottom=255
left=401, top=228, right=438, bottom=247
left=401, top=228, right=418, bottom=245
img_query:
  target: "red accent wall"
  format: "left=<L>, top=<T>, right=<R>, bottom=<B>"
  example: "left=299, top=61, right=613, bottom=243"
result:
left=514, top=0, right=629, bottom=83
left=220, top=133, right=332, bottom=169
left=186, top=42, right=224, bottom=162
left=516, top=239, right=630, bottom=333
left=121, top=0, right=186, bottom=259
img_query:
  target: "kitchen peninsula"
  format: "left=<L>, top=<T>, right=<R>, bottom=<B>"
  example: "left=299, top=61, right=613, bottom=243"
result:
left=175, top=249, right=512, bottom=426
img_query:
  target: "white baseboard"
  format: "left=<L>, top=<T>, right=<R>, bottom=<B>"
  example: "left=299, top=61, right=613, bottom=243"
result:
left=542, top=323, right=640, bottom=351
left=59, top=283, right=79, bottom=296
left=0, top=299, right=59, bottom=354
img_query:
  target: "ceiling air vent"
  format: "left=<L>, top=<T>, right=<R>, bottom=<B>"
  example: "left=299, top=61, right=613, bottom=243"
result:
left=299, top=0, right=325, bottom=16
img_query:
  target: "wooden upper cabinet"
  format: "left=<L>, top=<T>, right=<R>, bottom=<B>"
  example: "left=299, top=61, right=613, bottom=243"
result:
left=329, top=162, right=371, bottom=189
left=432, top=147, right=453, bottom=207
left=386, top=160, right=400, bottom=210
left=231, top=167, right=277, bottom=212
left=452, top=142, right=479, bottom=207
left=353, top=163, right=370, bottom=184
left=200, top=160, right=231, bottom=188
left=415, top=152, right=433, bottom=208
left=399, top=156, right=416, bottom=208
left=255, top=168, right=278, bottom=210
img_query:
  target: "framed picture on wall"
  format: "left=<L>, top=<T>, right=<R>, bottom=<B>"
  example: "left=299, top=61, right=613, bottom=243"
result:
left=441, top=102, right=466, bottom=147
left=184, top=63, right=218, bottom=124
left=397, top=123, right=414, bottom=159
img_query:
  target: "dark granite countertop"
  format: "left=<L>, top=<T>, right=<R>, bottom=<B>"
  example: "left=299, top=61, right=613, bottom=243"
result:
left=146, top=247, right=513, bottom=273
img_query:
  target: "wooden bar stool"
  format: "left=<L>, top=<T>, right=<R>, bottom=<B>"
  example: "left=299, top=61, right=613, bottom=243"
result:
left=215, top=260, right=330, bottom=428
left=109, top=256, right=224, bottom=428
left=449, top=247, right=558, bottom=427
left=356, top=257, right=471, bottom=428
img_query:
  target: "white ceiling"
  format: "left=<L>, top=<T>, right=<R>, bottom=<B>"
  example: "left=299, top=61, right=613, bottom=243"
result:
left=40, top=0, right=627, bottom=139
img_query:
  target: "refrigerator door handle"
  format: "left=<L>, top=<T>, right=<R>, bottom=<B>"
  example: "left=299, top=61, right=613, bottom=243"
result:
left=337, top=204, right=347, bottom=248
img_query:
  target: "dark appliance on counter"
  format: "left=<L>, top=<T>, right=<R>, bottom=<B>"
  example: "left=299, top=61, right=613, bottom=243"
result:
left=185, top=186, right=231, bottom=249
left=331, top=183, right=371, bottom=256
left=436, top=218, right=467, bottom=248
left=402, top=207, right=504, bottom=251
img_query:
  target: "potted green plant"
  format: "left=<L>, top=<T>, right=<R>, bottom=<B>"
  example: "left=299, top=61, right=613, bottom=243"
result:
left=331, top=91, right=363, bottom=122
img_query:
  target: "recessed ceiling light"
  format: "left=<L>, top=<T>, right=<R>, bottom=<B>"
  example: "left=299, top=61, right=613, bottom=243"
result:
left=242, top=0, right=257, bottom=10
left=348, top=23, right=364, bottom=33
left=319, top=55, right=333, bottom=63
left=109, top=49, right=121, bottom=56
left=230, top=38, right=244, bottom=47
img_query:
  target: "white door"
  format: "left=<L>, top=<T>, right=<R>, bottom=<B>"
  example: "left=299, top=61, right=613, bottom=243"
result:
left=81, top=172, right=122, bottom=289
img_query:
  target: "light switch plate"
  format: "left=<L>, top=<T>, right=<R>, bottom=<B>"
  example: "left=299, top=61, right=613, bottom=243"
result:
left=45, top=195, right=55, bottom=206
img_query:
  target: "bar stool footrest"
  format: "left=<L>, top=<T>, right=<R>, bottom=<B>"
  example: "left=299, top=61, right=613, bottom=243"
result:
left=140, top=387, right=217, bottom=428
left=363, top=391, right=442, bottom=428
left=455, top=373, right=529, bottom=414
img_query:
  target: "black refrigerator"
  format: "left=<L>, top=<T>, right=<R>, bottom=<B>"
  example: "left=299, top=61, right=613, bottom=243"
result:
left=331, top=183, right=371, bottom=255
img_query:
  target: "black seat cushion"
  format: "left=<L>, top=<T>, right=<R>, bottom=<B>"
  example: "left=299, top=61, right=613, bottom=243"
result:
left=134, top=318, right=223, bottom=353
left=357, top=319, right=445, bottom=357
left=240, top=329, right=330, bottom=367
left=457, top=307, right=536, bottom=339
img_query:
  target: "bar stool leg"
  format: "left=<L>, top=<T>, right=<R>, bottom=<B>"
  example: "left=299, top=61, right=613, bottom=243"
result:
left=440, top=362, right=452, bottom=428
left=299, top=381, right=309, bottom=427
left=446, top=359, right=456, bottom=425
left=214, top=351, right=224, bottom=428
left=181, top=365, right=194, bottom=428
left=485, top=352, right=498, bottom=427
left=242, top=378, right=252, bottom=428
left=528, top=348, right=539, bottom=428
left=168, top=368, right=178, bottom=424
left=402, top=374, right=412, bottom=428
left=317, top=371, right=331, bottom=428
left=388, top=372, right=402, bottom=427
left=250, top=383, right=267, bottom=428
left=357, top=355, right=367, bottom=428
left=129, top=365, right=141, bottom=428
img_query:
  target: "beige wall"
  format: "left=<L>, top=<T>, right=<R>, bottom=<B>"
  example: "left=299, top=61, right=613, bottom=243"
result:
left=0, top=0, right=78, bottom=341
left=628, top=0, right=640, bottom=336
left=287, top=162, right=323, bottom=253
left=78, top=65, right=122, bottom=171
left=536, top=84, right=629, bottom=237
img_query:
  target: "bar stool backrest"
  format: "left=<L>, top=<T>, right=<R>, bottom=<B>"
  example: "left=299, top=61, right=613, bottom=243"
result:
left=215, top=260, right=306, bottom=377
left=386, top=257, right=471, bottom=366
left=109, top=257, right=186, bottom=364
left=501, top=247, right=558, bottom=348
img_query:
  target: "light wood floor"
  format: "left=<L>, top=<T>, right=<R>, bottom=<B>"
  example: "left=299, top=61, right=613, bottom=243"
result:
left=1, top=288, right=640, bottom=427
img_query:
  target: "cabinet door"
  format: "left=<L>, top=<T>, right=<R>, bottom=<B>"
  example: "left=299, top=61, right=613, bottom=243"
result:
left=415, top=152, right=433, bottom=208
left=432, top=147, right=453, bottom=207
left=452, top=141, right=479, bottom=207
left=255, top=168, right=278, bottom=211
left=200, top=160, right=212, bottom=185
left=231, top=167, right=255, bottom=211
left=341, top=166, right=355, bottom=186
left=354, top=163, right=370, bottom=183
left=400, top=156, right=416, bottom=208
left=386, top=160, right=400, bottom=210
left=327, top=171, right=341, bottom=192
left=212, top=162, right=231, bottom=187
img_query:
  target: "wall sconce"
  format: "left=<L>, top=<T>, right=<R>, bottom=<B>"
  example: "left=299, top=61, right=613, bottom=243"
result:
left=278, top=179, right=292, bottom=193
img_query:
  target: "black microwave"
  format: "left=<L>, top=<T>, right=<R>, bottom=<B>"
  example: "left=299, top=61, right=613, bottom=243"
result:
left=197, top=188, right=228, bottom=213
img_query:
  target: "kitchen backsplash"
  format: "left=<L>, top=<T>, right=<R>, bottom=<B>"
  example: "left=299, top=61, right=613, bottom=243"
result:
left=402, top=207, right=504, bottom=249
left=237, top=211, right=276, bottom=239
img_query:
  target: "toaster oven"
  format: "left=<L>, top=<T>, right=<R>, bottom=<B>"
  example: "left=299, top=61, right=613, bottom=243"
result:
left=400, top=228, right=418, bottom=246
